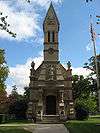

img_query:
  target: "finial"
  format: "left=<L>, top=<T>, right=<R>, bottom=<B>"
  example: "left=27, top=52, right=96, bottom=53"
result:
left=67, top=61, right=71, bottom=69
left=50, top=1, right=53, bottom=7
left=50, top=1, right=53, bottom=5
left=31, top=61, right=35, bottom=69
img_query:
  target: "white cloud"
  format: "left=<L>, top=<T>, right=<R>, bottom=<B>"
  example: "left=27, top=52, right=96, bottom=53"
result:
left=0, top=0, right=63, bottom=41
left=31, top=0, right=63, bottom=8
left=6, top=53, right=43, bottom=95
left=0, top=1, right=40, bottom=41
left=72, top=67, right=92, bottom=77
left=6, top=54, right=91, bottom=95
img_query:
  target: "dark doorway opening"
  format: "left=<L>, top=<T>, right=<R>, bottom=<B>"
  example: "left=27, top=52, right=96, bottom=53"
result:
left=46, top=95, right=56, bottom=115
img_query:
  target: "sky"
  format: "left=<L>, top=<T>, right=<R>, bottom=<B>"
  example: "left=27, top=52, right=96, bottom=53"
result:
left=0, top=0, right=100, bottom=94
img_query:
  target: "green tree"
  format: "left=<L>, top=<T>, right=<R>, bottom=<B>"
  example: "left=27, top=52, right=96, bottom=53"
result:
left=0, top=49, right=9, bottom=113
left=73, top=75, right=91, bottom=99
left=84, top=55, right=100, bottom=109
left=73, top=75, right=97, bottom=113
left=8, top=86, right=28, bottom=119
left=24, top=87, right=30, bottom=102
left=0, top=49, right=9, bottom=91
left=8, top=85, right=23, bottom=105
left=0, top=12, right=16, bottom=38
left=0, top=0, right=30, bottom=37
left=84, top=55, right=100, bottom=77
left=0, top=0, right=94, bottom=38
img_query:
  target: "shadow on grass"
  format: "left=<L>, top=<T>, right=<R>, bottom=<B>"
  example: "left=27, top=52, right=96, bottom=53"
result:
left=6, top=119, right=32, bottom=124
left=65, top=118, right=100, bottom=133
left=0, top=127, right=31, bottom=133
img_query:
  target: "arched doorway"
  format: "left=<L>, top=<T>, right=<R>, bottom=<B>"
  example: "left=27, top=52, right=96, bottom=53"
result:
left=46, top=95, right=56, bottom=115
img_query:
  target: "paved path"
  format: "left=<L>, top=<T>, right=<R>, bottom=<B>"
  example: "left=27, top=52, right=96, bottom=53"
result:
left=0, top=123, right=34, bottom=127
left=32, top=124, right=69, bottom=133
left=0, top=123, right=69, bottom=133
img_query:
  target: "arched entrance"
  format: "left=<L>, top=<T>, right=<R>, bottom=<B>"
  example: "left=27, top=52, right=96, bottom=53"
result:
left=46, top=95, right=56, bottom=115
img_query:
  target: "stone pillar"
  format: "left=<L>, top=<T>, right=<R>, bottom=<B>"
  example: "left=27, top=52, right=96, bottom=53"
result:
left=59, top=90, right=65, bottom=120
left=37, top=89, right=43, bottom=121
left=64, top=90, right=75, bottom=119
left=27, top=101, right=33, bottom=120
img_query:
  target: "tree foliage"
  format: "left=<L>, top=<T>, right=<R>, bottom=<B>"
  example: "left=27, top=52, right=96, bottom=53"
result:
left=23, top=87, right=30, bottom=102
left=0, top=0, right=30, bottom=38
left=84, top=55, right=100, bottom=101
left=0, top=12, right=16, bottom=38
left=73, top=75, right=92, bottom=99
left=0, top=49, right=9, bottom=113
left=0, top=90, right=8, bottom=114
left=8, top=86, right=28, bottom=119
left=73, top=75, right=97, bottom=113
left=0, top=0, right=95, bottom=38
left=75, top=104, right=89, bottom=120
left=8, top=99, right=27, bottom=120
left=0, top=49, right=9, bottom=91
left=84, top=55, right=100, bottom=76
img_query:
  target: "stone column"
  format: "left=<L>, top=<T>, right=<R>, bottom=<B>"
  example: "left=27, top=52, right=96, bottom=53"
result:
left=59, top=90, right=65, bottom=120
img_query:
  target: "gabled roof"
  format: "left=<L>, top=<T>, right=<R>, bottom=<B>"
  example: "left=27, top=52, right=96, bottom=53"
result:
left=43, top=2, right=60, bottom=25
left=34, top=62, right=68, bottom=81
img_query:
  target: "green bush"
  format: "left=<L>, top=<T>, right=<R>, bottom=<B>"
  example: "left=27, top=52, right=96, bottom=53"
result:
left=75, top=105, right=89, bottom=120
left=0, top=114, right=3, bottom=124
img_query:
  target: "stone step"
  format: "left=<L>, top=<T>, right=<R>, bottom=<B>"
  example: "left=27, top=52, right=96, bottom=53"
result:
left=43, top=115, right=59, bottom=120
left=37, top=115, right=61, bottom=124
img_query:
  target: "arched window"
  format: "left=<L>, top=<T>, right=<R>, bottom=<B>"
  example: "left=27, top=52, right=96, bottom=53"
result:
left=52, top=31, right=55, bottom=42
left=48, top=31, right=50, bottom=42
left=48, top=31, right=55, bottom=43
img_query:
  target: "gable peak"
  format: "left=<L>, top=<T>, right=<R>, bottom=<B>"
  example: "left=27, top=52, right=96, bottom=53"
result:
left=43, top=2, right=59, bottom=25
left=49, top=2, right=53, bottom=8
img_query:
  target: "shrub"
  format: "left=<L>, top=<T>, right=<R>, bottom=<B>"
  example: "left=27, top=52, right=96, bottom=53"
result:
left=0, top=114, right=3, bottom=124
left=75, top=104, right=89, bottom=120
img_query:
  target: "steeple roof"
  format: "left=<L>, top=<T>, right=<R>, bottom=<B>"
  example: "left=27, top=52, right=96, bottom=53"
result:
left=43, top=2, right=60, bottom=25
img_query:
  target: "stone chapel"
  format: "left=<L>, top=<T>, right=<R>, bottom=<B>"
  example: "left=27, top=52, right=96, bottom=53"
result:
left=27, top=3, right=75, bottom=122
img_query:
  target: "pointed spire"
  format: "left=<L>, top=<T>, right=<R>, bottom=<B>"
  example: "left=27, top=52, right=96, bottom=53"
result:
left=50, top=1, right=53, bottom=9
left=50, top=1, right=53, bottom=6
left=43, top=2, right=59, bottom=26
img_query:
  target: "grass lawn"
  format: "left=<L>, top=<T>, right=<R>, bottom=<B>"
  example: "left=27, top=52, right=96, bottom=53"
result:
left=65, top=116, right=100, bottom=133
left=5, top=119, right=32, bottom=124
left=0, top=126, right=31, bottom=133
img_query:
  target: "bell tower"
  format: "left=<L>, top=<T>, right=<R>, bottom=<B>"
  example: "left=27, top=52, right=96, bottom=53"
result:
left=43, top=2, right=60, bottom=62
left=27, top=2, right=75, bottom=122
